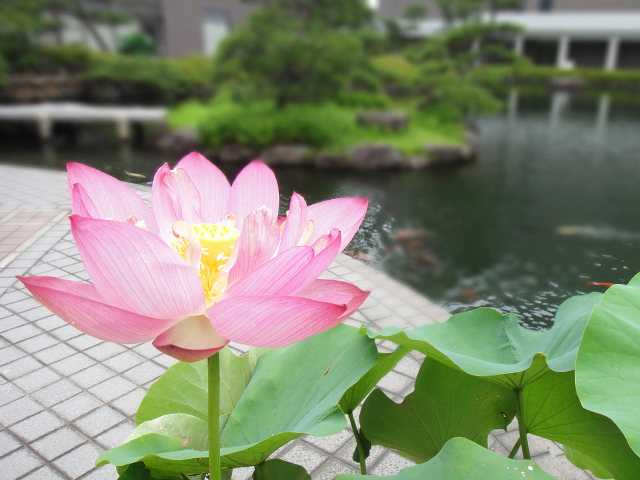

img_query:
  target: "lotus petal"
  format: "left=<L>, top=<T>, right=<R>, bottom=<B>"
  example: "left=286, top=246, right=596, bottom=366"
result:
left=306, top=198, right=368, bottom=251
left=153, top=315, right=229, bottom=363
left=207, top=296, right=348, bottom=347
left=279, top=193, right=308, bottom=252
left=70, top=183, right=99, bottom=219
left=228, top=207, right=281, bottom=286
left=152, top=164, right=204, bottom=236
left=228, top=161, right=279, bottom=233
left=71, top=215, right=205, bottom=319
left=175, top=152, right=231, bottom=224
left=221, top=246, right=315, bottom=299
left=67, top=163, right=159, bottom=234
left=298, top=279, right=369, bottom=321
left=18, top=276, right=179, bottom=343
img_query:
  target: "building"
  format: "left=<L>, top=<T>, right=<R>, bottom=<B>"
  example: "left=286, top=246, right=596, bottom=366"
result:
left=43, top=0, right=255, bottom=57
left=378, top=0, right=640, bottom=70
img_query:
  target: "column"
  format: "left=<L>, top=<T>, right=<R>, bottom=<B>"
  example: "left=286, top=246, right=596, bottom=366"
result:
left=595, top=93, right=610, bottom=144
left=556, top=36, right=571, bottom=69
left=115, top=115, right=131, bottom=142
left=37, top=114, right=52, bottom=141
left=605, top=37, right=620, bottom=71
left=513, top=35, right=525, bottom=56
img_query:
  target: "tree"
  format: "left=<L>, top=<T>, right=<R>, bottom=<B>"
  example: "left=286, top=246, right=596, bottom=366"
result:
left=433, top=0, right=523, bottom=24
left=408, top=22, right=527, bottom=119
left=0, top=0, right=67, bottom=69
left=403, top=3, right=427, bottom=21
left=239, top=0, right=374, bottom=30
left=215, top=0, right=378, bottom=108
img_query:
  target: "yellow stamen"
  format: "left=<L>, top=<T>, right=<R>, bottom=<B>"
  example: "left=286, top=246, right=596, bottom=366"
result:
left=194, top=224, right=240, bottom=303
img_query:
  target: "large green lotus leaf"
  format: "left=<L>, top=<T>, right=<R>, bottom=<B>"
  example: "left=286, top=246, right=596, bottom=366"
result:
left=564, top=446, right=613, bottom=480
left=333, top=437, right=554, bottom=479
left=522, top=369, right=640, bottom=480
left=339, top=345, right=411, bottom=414
left=219, top=324, right=378, bottom=468
left=575, top=273, right=640, bottom=458
left=136, top=347, right=268, bottom=425
left=253, top=459, right=311, bottom=479
left=362, top=292, right=602, bottom=388
left=96, top=414, right=210, bottom=474
left=360, top=357, right=517, bottom=463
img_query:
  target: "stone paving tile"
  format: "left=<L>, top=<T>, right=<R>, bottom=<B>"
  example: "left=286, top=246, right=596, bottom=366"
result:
left=11, top=410, right=65, bottom=442
left=0, top=447, right=44, bottom=478
left=30, top=427, right=87, bottom=461
left=0, top=164, right=590, bottom=479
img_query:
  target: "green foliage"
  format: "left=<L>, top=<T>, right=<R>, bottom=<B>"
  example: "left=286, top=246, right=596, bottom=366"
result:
left=215, top=8, right=369, bottom=108
left=335, top=91, right=392, bottom=109
left=83, top=55, right=210, bottom=104
left=362, top=292, right=603, bottom=388
left=361, top=357, right=517, bottom=463
left=118, top=32, right=156, bottom=56
left=0, top=0, right=65, bottom=70
left=198, top=101, right=353, bottom=150
left=481, top=65, right=640, bottom=92
left=97, top=325, right=378, bottom=474
left=403, top=3, right=427, bottom=20
left=253, top=460, right=311, bottom=479
left=575, top=272, right=640, bottom=458
left=37, top=43, right=101, bottom=73
left=339, top=346, right=410, bottom=414
left=355, top=30, right=390, bottom=56
left=334, top=438, right=555, bottom=479
left=238, top=0, right=374, bottom=30
left=408, top=21, right=526, bottom=118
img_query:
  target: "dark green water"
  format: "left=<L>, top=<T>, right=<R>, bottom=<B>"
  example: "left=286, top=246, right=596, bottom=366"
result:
left=3, top=92, right=640, bottom=329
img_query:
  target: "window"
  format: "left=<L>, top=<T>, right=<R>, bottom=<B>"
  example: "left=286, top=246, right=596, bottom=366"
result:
left=539, top=0, right=554, bottom=12
left=202, top=10, right=230, bottom=56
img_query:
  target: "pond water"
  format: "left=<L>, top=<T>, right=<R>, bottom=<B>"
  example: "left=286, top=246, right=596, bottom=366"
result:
left=3, top=91, right=640, bottom=330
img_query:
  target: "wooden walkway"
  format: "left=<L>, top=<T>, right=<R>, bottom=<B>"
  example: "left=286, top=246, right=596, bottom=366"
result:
left=0, top=103, right=167, bottom=141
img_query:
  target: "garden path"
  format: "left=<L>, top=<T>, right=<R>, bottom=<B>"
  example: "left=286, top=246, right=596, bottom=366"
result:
left=0, top=164, right=594, bottom=479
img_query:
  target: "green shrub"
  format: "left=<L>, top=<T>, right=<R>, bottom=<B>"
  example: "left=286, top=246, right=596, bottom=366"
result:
left=37, top=43, right=101, bottom=73
left=199, top=101, right=351, bottom=149
left=118, top=32, right=156, bottom=56
left=335, top=91, right=391, bottom=109
left=83, top=55, right=210, bottom=104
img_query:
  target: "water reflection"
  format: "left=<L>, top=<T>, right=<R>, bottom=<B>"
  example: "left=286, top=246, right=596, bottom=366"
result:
left=2, top=91, right=640, bottom=329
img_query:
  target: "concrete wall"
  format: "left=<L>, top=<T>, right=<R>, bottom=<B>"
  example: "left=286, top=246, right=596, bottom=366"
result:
left=161, top=0, right=255, bottom=57
left=377, top=0, right=441, bottom=19
left=380, top=0, right=640, bottom=18
left=522, top=0, right=640, bottom=12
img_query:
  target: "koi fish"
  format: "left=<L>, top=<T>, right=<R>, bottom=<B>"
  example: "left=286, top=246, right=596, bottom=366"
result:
left=124, top=171, right=146, bottom=179
left=587, top=281, right=615, bottom=287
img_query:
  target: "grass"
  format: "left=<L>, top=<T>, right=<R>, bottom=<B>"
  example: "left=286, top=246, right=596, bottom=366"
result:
left=371, top=54, right=419, bottom=82
left=167, top=94, right=463, bottom=155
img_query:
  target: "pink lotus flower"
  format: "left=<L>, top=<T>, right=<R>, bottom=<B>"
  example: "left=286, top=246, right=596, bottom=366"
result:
left=19, top=153, right=369, bottom=362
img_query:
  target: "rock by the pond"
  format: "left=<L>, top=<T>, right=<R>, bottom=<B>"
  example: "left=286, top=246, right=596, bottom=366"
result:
left=349, top=144, right=404, bottom=170
left=315, top=152, right=349, bottom=170
left=155, top=127, right=199, bottom=156
left=357, top=111, right=408, bottom=131
left=260, top=144, right=313, bottom=166
left=218, top=145, right=255, bottom=163
left=424, top=144, right=475, bottom=167
left=407, top=155, right=430, bottom=170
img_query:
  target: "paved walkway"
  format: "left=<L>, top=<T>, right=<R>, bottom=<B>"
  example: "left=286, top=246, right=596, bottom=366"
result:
left=0, top=164, right=594, bottom=479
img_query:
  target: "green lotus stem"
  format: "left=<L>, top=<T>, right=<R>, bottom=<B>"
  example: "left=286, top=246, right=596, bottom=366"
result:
left=508, top=437, right=522, bottom=459
left=515, top=388, right=531, bottom=460
left=348, top=411, right=367, bottom=475
left=209, top=353, right=221, bottom=480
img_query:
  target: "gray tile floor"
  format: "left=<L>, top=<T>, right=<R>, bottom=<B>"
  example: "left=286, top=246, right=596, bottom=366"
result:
left=0, top=164, right=593, bottom=479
